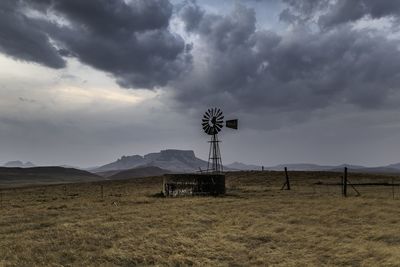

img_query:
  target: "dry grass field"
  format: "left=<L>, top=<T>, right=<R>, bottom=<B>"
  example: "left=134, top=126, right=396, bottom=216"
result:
left=1, top=171, right=400, bottom=266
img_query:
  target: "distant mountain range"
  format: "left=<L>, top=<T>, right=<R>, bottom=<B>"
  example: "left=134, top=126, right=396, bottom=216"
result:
left=265, top=163, right=366, bottom=171
left=3, top=149, right=400, bottom=188
left=3, top=161, right=35, bottom=168
left=93, top=149, right=209, bottom=173
left=91, top=149, right=400, bottom=174
left=226, top=162, right=400, bottom=174
left=226, top=162, right=264, bottom=171
left=4, top=149, right=400, bottom=177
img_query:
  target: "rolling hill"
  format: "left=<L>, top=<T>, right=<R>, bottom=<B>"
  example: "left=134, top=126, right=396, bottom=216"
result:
left=108, top=166, right=170, bottom=180
left=0, top=166, right=103, bottom=187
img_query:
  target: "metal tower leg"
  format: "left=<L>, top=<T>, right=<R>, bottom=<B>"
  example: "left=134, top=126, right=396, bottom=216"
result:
left=207, top=134, right=222, bottom=173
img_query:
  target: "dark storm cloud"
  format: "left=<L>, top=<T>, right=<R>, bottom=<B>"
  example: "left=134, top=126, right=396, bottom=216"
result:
left=0, top=0, right=65, bottom=68
left=0, top=0, right=191, bottom=88
left=175, top=1, right=400, bottom=119
left=47, top=0, right=172, bottom=33
left=177, top=0, right=205, bottom=32
left=281, top=0, right=400, bottom=28
left=319, top=0, right=400, bottom=28
left=2, top=0, right=400, bottom=121
left=279, top=0, right=329, bottom=25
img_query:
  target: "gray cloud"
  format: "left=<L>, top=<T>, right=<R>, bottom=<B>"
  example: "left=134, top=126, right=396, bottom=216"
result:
left=279, top=0, right=329, bottom=25
left=2, top=0, right=400, bottom=127
left=177, top=0, right=204, bottom=32
left=174, top=1, right=400, bottom=124
left=0, top=0, right=191, bottom=88
left=0, top=0, right=66, bottom=68
left=320, top=0, right=400, bottom=28
left=281, top=0, right=400, bottom=28
left=47, top=0, right=173, bottom=34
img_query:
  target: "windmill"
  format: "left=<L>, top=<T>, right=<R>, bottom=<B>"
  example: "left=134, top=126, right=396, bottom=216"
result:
left=202, top=108, right=238, bottom=173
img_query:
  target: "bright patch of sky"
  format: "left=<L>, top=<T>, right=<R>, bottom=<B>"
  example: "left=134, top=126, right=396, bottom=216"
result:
left=171, top=0, right=286, bottom=31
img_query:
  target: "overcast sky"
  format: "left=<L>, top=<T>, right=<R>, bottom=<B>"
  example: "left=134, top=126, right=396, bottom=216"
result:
left=1, top=0, right=400, bottom=167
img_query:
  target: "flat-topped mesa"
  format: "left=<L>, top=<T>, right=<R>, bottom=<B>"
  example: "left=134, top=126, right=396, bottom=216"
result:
left=157, top=149, right=196, bottom=161
left=94, top=149, right=208, bottom=173
left=117, top=155, right=144, bottom=163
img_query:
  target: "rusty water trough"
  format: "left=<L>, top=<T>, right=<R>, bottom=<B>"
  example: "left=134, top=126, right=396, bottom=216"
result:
left=163, top=173, right=225, bottom=197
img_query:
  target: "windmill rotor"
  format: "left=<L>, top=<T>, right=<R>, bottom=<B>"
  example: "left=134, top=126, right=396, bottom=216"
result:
left=201, top=108, right=238, bottom=173
left=202, top=107, right=224, bottom=135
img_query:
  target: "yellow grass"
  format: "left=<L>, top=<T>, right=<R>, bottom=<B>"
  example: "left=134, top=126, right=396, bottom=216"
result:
left=1, top=171, right=400, bottom=266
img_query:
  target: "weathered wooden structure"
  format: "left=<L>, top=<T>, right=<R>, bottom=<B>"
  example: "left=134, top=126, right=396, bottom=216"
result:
left=163, top=173, right=225, bottom=197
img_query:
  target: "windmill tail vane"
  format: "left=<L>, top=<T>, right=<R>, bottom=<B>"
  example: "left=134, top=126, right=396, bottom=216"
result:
left=202, top=108, right=238, bottom=173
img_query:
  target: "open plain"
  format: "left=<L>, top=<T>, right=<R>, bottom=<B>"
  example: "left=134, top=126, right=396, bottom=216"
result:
left=1, top=171, right=400, bottom=266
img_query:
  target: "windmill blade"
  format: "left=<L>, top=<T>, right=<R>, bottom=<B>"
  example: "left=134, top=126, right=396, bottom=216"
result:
left=226, top=119, right=238, bottom=129
left=202, top=118, right=209, bottom=123
left=216, top=109, right=222, bottom=117
left=205, top=125, right=212, bottom=134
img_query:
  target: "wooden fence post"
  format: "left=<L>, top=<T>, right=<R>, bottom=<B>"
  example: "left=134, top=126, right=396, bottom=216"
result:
left=281, top=167, right=291, bottom=190
left=285, top=167, right=291, bottom=190
left=343, top=167, right=348, bottom=197
left=392, top=178, right=395, bottom=200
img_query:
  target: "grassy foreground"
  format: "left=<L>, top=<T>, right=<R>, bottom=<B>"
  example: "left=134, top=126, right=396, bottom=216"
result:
left=1, top=171, right=400, bottom=266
